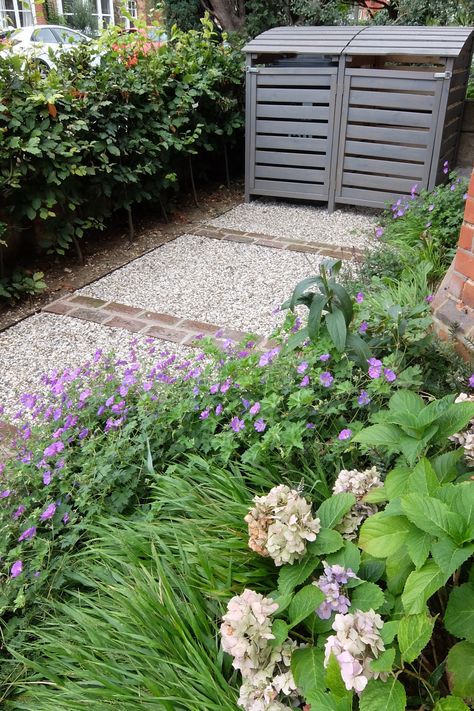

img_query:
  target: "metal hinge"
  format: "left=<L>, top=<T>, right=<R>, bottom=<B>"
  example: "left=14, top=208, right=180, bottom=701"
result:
left=434, top=71, right=452, bottom=79
left=246, top=66, right=259, bottom=73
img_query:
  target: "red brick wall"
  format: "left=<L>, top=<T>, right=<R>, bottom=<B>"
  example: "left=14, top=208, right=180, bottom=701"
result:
left=34, top=0, right=47, bottom=23
left=432, top=167, right=474, bottom=356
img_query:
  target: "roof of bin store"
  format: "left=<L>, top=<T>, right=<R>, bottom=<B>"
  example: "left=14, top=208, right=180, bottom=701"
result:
left=243, top=25, right=474, bottom=58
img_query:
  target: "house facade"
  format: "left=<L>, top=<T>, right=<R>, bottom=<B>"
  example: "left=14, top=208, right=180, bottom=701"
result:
left=0, top=0, right=148, bottom=30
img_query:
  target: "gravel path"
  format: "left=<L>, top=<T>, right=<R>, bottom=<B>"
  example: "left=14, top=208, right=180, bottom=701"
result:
left=208, top=201, right=379, bottom=248
left=0, top=314, right=190, bottom=418
left=79, top=234, right=324, bottom=335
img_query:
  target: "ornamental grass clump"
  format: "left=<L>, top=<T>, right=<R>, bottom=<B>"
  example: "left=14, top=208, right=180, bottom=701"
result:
left=332, top=466, right=382, bottom=540
left=245, top=485, right=321, bottom=566
left=324, top=609, right=385, bottom=693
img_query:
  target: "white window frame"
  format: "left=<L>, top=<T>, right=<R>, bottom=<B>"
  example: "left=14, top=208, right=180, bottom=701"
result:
left=123, top=0, right=137, bottom=29
left=0, top=0, right=36, bottom=28
left=56, top=0, right=113, bottom=29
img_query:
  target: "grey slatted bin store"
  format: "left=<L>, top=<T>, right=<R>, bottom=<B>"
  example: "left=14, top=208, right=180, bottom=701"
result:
left=243, top=26, right=474, bottom=210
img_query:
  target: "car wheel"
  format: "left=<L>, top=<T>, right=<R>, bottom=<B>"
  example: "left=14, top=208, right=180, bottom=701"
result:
left=33, top=60, right=50, bottom=78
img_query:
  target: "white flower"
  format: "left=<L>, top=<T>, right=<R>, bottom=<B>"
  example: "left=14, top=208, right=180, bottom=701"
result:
left=324, top=610, right=385, bottom=693
left=237, top=641, right=302, bottom=710
left=333, top=467, right=382, bottom=540
left=450, top=393, right=474, bottom=464
left=245, top=485, right=321, bottom=566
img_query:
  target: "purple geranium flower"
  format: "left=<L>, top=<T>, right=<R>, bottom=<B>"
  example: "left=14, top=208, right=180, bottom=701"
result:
left=358, top=390, right=371, bottom=406
left=18, top=526, right=36, bottom=542
left=299, top=375, right=310, bottom=388
left=320, top=372, right=334, bottom=388
left=297, top=361, right=308, bottom=374
left=338, top=428, right=352, bottom=441
left=254, top=419, right=266, bottom=432
left=230, top=417, right=245, bottom=433
left=215, top=404, right=223, bottom=416
left=13, top=505, right=26, bottom=520
left=375, top=226, right=384, bottom=239
left=306, top=423, right=315, bottom=429
left=359, top=321, right=368, bottom=334
left=367, top=358, right=382, bottom=379
left=249, top=402, right=261, bottom=416
left=10, top=560, right=23, bottom=578
left=43, top=471, right=52, bottom=485
left=199, top=409, right=210, bottom=420
left=355, top=292, right=364, bottom=303
left=43, top=441, right=65, bottom=458
left=0, top=489, right=11, bottom=499
left=443, top=160, right=449, bottom=174
left=62, top=513, right=69, bottom=524
left=40, top=503, right=56, bottom=521
left=425, top=294, right=434, bottom=303
left=469, top=374, right=474, bottom=389
left=384, top=368, right=397, bottom=383
left=319, top=353, right=331, bottom=362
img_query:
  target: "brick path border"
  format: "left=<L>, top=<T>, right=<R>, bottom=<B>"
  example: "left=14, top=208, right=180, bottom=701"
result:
left=43, top=295, right=276, bottom=350
left=192, top=225, right=365, bottom=260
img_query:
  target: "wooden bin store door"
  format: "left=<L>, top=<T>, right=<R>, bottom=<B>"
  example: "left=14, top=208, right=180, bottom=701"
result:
left=334, top=68, right=445, bottom=209
left=245, top=66, right=339, bottom=202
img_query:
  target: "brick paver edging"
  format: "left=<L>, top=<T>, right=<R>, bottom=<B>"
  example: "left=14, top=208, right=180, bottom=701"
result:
left=193, top=226, right=365, bottom=260
left=43, top=296, right=276, bottom=350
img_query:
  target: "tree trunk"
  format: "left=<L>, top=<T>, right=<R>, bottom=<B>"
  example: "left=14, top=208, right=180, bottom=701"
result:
left=201, top=0, right=246, bottom=32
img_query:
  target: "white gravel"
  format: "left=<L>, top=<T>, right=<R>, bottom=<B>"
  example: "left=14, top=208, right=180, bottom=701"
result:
left=0, top=313, right=190, bottom=419
left=79, top=234, right=325, bottom=335
left=208, top=200, right=380, bottom=248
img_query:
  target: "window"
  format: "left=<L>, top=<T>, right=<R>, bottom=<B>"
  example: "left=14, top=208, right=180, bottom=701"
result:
left=0, top=0, right=34, bottom=28
left=55, top=0, right=113, bottom=29
left=32, top=27, right=58, bottom=42
left=123, top=0, right=137, bottom=29
left=52, top=26, right=85, bottom=43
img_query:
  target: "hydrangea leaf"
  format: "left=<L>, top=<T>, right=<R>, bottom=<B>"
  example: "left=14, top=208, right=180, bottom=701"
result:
left=369, top=647, right=396, bottom=673
left=446, top=641, right=474, bottom=697
left=269, top=618, right=290, bottom=648
left=436, top=402, right=474, bottom=441
left=357, top=556, right=385, bottom=583
left=400, top=493, right=466, bottom=544
left=402, top=560, right=447, bottom=614
left=431, top=448, right=465, bottom=484
left=359, top=514, right=412, bottom=559
left=316, top=494, right=356, bottom=530
left=397, top=612, right=435, bottom=663
left=326, top=540, right=361, bottom=574
left=406, top=528, right=431, bottom=569
left=307, top=529, right=344, bottom=556
left=353, top=424, right=402, bottom=449
left=431, top=540, right=474, bottom=579
left=305, top=690, right=346, bottom=711
left=325, top=651, right=350, bottom=699
left=350, top=581, right=385, bottom=612
left=277, top=557, right=320, bottom=597
left=380, top=620, right=399, bottom=645
left=444, top=583, right=474, bottom=642
left=386, top=548, right=414, bottom=595
left=385, top=467, right=411, bottom=500
left=288, top=584, right=325, bottom=628
left=291, top=646, right=325, bottom=699
left=359, top=677, right=406, bottom=711
left=388, top=390, right=425, bottom=415
left=407, top=458, right=439, bottom=496
left=433, top=696, right=470, bottom=710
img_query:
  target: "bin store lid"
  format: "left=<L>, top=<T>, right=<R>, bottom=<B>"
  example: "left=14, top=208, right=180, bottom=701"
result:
left=243, top=25, right=474, bottom=59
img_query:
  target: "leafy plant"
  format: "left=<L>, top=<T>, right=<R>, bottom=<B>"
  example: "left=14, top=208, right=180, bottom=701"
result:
left=282, top=258, right=371, bottom=366
left=0, top=271, right=47, bottom=301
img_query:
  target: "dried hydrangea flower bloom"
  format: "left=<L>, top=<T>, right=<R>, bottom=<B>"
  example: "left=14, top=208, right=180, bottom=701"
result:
left=324, top=609, right=385, bottom=693
left=237, top=640, right=302, bottom=711
left=245, top=485, right=321, bottom=566
left=220, top=589, right=279, bottom=678
left=449, top=393, right=474, bottom=464
left=333, top=467, right=382, bottom=540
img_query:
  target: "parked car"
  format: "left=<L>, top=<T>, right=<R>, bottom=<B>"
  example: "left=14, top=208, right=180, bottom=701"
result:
left=0, top=24, right=92, bottom=72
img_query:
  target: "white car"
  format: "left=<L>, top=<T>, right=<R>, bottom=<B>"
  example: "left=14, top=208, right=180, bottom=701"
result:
left=0, top=24, right=93, bottom=71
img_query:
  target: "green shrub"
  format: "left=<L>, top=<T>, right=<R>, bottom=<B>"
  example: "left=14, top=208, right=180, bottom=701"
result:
left=0, top=17, right=244, bottom=293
